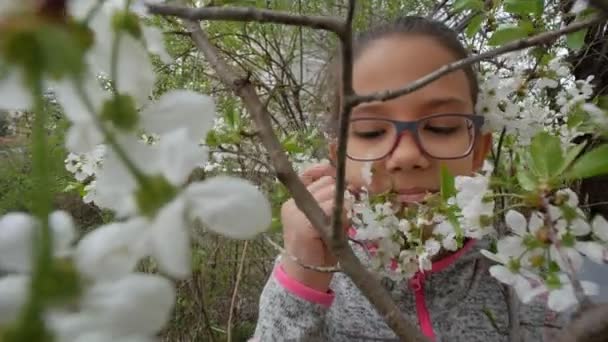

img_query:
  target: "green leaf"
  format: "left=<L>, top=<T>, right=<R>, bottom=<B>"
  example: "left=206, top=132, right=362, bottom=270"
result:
left=566, top=28, right=588, bottom=51
left=567, top=105, right=589, bottom=129
left=504, top=0, right=544, bottom=16
left=440, top=164, right=456, bottom=202
left=516, top=165, right=538, bottom=191
left=453, top=0, right=484, bottom=12
left=223, top=100, right=240, bottom=129
left=597, top=95, right=608, bottom=110
left=557, top=143, right=586, bottom=176
left=488, top=25, right=531, bottom=46
left=205, top=130, right=220, bottom=147
left=446, top=210, right=464, bottom=247
left=564, top=144, right=608, bottom=180
left=465, top=14, right=485, bottom=38
left=282, top=134, right=304, bottom=154
left=530, top=131, right=564, bottom=180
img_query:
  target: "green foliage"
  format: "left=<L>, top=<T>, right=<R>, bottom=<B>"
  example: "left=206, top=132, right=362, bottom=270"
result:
left=453, top=0, right=484, bottom=12
left=529, top=131, right=564, bottom=181
left=566, top=28, right=588, bottom=51
left=503, top=0, right=544, bottom=17
left=440, top=164, right=455, bottom=202
left=465, top=14, right=485, bottom=38
left=564, top=145, right=608, bottom=180
left=488, top=23, right=534, bottom=46
left=0, top=107, right=73, bottom=216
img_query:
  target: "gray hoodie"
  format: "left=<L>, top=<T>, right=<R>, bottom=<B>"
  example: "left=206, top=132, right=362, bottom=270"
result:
left=253, top=238, right=565, bottom=341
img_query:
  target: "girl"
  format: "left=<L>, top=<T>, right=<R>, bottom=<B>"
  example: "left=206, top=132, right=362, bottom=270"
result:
left=253, top=16, right=563, bottom=341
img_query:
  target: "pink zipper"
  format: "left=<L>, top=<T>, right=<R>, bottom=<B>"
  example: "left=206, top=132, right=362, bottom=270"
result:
left=408, top=239, right=476, bottom=341
left=349, top=227, right=476, bottom=340
left=410, top=271, right=435, bottom=340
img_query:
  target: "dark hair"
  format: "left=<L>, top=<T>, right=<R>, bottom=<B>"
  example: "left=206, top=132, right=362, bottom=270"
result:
left=322, top=16, right=479, bottom=134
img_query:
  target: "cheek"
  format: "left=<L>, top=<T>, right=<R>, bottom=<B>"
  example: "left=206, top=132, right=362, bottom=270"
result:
left=441, top=156, right=476, bottom=177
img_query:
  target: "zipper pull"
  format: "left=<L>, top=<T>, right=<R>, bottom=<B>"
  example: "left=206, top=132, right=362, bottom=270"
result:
left=409, top=272, right=425, bottom=292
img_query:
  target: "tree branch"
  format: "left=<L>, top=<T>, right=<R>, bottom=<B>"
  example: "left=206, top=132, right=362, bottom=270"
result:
left=226, top=241, right=248, bottom=342
left=146, top=3, right=344, bottom=33
left=352, top=15, right=607, bottom=106
left=180, top=17, right=428, bottom=342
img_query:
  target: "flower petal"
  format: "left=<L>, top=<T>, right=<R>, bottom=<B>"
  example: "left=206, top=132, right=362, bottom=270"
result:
left=480, top=249, right=507, bottom=264
left=0, top=212, right=37, bottom=272
left=570, top=218, right=591, bottom=236
left=49, top=210, right=76, bottom=257
left=488, top=265, right=516, bottom=285
left=157, top=128, right=206, bottom=186
left=185, top=177, right=271, bottom=239
left=147, top=198, right=191, bottom=279
left=548, top=286, right=578, bottom=312
left=528, top=211, right=544, bottom=235
left=496, top=235, right=526, bottom=258
left=550, top=245, right=584, bottom=273
left=116, top=35, right=155, bottom=104
left=519, top=283, right=547, bottom=304
left=82, top=274, right=175, bottom=336
left=581, top=280, right=600, bottom=296
left=505, top=210, right=527, bottom=236
left=0, top=275, right=29, bottom=324
left=575, top=241, right=606, bottom=264
left=142, top=26, right=172, bottom=64
left=592, top=215, right=608, bottom=241
left=75, top=219, right=147, bottom=281
left=139, top=90, right=215, bottom=140
left=52, top=76, right=108, bottom=123
left=66, top=123, right=104, bottom=154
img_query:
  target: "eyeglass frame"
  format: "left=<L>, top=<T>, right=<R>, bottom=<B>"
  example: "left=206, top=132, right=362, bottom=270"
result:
left=346, top=113, right=485, bottom=161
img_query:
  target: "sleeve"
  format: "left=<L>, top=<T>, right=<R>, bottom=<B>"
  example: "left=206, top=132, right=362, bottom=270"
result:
left=252, top=258, right=335, bottom=341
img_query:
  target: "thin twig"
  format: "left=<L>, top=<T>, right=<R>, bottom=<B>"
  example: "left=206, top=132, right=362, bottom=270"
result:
left=226, top=241, right=248, bottom=342
left=426, top=0, right=450, bottom=20
left=506, top=287, right=522, bottom=342
left=329, top=0, right=355, bottom=253
left=351, top=15, right=607, bottom=106
left=146, top=3, right=344, bottom=33
left=263, top=235, right=341, bottom=273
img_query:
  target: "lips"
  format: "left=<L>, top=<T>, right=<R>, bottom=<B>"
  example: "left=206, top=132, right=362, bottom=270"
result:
left=394, top=188, right=436, bottom=204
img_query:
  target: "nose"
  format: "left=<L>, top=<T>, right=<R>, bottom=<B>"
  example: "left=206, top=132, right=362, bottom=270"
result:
left=385, top=131, right=430, bottom=172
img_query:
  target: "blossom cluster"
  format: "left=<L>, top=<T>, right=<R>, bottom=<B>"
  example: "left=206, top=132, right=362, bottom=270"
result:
left=347, top=162, right=495, bottom=281
left=348, top=160, right=607, bottom=312
left=477, top=54, right=605, bottom=146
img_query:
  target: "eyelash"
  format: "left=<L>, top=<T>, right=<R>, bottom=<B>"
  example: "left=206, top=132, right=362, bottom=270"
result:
left=423, top=125, right=460, bottom=134
left=353, top=125, right=461, bottom=139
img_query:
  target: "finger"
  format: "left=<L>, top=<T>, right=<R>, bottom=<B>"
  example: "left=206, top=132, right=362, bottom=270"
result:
left=307, top=176, right=335, bottom=194
left=300, top=164, right=336, bottom=186
left=319, top=199, right=335, bottom=216
left=312, top=184, right=336, bottom=203
left=319, top=200, right=351, bottom=229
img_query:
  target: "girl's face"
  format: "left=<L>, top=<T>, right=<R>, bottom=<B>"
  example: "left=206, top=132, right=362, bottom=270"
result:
left=332, top=35, right=491, bottom=203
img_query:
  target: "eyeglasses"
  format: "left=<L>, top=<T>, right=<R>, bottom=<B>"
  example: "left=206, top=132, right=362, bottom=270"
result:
left=346, top=113, right=484, bottom=161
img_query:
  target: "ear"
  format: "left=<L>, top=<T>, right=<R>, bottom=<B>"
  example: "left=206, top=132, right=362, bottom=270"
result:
left=472, top=132, right=492, bottom=171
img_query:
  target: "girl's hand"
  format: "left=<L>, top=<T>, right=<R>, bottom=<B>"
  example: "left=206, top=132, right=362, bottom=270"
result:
left=280, top=163, right=347, bottom=292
